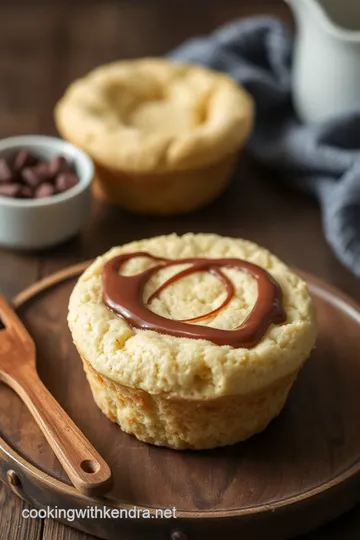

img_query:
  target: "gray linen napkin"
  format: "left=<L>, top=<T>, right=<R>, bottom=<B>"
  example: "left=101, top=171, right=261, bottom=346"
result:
left=169, top=17, right=360, bottom=277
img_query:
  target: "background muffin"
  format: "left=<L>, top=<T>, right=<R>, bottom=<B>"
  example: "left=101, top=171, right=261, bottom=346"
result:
left=55, top=59, right=253, bottom=215
left=68, top=233, right=316, bottom=449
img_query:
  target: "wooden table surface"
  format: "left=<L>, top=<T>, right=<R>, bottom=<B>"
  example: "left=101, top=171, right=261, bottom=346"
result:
left=1, top=0, right=360, bottom=538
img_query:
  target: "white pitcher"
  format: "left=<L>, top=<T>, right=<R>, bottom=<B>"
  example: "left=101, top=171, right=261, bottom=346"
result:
left=285, top=0, right=360, bottom=122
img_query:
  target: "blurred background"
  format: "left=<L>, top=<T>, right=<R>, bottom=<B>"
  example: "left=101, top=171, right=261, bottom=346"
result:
left=0, top=0, right=291, bottom=137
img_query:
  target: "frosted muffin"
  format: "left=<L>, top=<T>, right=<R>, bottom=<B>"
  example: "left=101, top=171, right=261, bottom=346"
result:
left=68, top=234, right=316, bottom=450
left=55, top=59, right=253, bottom=215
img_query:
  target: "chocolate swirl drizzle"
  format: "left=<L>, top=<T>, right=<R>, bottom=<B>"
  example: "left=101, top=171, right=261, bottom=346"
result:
left=102, top=252, right=286, bottom=348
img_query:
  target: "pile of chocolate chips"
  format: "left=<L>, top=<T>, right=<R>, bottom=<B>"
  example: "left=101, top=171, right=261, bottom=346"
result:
left=0, top=150, right=79, bottom=199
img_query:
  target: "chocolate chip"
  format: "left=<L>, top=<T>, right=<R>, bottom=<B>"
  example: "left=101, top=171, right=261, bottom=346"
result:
left=21, top=163, right=50, bottom=187
left=0, top=150, right=80, bottom=199
left=34, top=162, right=51, bottom=178
left=13, top=150, right=38, bottom=171
left=55, top=172, right=79, bottom=192
left=21, top=168, right=43, bottom=188
left=0, top=183, right=22, bottom=197
left=18, top=186, right=33, bottom=198
left=0, top=159, right=14, bottom=183
left=35, top=182, right=55, bottom=198
left=48, top=155, right=69, bottom=176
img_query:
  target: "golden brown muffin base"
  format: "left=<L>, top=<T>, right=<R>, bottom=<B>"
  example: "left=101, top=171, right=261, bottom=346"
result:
left=91, top=153, right=238, bottom=215
left=79, top=352, right=299, bottom=450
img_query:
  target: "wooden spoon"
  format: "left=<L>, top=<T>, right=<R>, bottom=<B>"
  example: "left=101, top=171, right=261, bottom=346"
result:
left=0, top=292, right=112, bottom=497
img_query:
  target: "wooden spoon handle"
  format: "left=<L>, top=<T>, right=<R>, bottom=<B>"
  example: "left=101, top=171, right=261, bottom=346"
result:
left=0, top=291, right=33, bottom=350
left=10, top=369, right=113, bottom=497
left=0, top=291, right=112, bottom=496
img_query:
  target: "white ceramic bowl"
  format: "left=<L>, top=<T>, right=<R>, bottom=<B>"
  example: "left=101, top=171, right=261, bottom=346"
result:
left=0, top=136, right=94, bottom=250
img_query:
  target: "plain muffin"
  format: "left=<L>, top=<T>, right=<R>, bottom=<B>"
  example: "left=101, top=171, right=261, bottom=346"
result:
left=55, top=59, right=253, bottom=215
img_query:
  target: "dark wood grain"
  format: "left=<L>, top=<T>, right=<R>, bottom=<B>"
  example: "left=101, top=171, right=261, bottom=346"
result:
left=0, top=0, right=360, bottom=539
left=42, top=520, right=96, bottom=540
left=0, top=482, right=43, bottom=540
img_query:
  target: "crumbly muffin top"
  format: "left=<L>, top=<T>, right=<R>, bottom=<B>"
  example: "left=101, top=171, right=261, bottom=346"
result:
left=55, top=59, right=253, bottom=172
left=68, top=234, right=316, bottom=399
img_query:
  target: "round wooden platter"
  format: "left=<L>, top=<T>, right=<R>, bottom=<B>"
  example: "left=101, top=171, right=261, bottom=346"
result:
left=1, top=264, right=360, bottom=540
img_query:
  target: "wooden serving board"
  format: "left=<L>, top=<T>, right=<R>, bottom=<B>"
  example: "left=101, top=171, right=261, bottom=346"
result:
left=0, top=264, right=360, bottom=540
